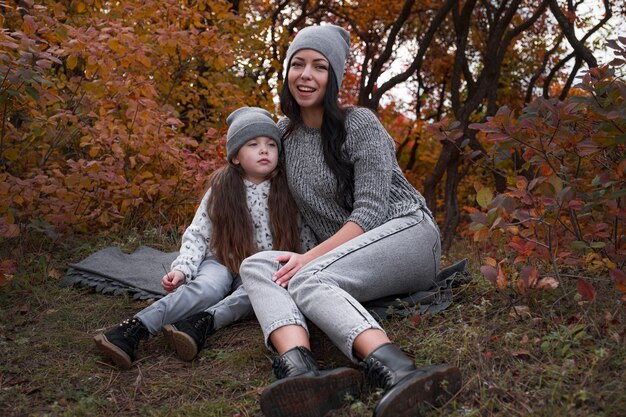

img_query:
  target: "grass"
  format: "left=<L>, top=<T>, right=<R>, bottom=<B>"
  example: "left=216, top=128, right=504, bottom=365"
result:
left=1, top=228, right=624, bottom=416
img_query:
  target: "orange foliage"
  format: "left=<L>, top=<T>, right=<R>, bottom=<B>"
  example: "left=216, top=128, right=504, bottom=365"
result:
left=0, top=1, right=274, bottom=237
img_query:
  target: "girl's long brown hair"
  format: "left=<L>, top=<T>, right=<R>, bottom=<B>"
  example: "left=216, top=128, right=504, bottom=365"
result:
left=206, top=161, right=301, bottom=273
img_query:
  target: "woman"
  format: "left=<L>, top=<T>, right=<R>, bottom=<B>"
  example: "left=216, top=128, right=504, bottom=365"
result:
left=240, top=24, right=461, bottom=417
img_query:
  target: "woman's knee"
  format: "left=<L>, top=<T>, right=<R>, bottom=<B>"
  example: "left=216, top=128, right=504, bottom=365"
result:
left=288, top=267, right=324, bottom=302
left=240, top=251, right=280, bottom=283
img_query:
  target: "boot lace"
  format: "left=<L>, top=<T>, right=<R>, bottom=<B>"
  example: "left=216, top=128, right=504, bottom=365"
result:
left=272, top=346, right=316, bottom=379
left=194, top=315, right=210, bottom=329
left=272, top=355, right=290, bottom=379
left=120, top=318, right=147, bottom=339
left=193, top=313, right=214, bottom=339
left=360, top=358, right=393, bottom=391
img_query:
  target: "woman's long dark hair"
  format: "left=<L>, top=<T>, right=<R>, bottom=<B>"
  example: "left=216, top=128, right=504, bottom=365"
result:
left=280, top=67, right=354, bottom=210
left=206, top=161, right=301, bottom=273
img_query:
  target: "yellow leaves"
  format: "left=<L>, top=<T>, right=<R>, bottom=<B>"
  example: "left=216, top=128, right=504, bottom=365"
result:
left=515, top=176, right=527, bottom=190
left=476, top=187, right=493, bottom=209
left=472, top=227, right=490, bottom=242
left=213, top=56, right=227, bottom=71
left=130, top=185, right=141, bottom=197
left=67, top=54, right=79, bottom=70
left=75, top=2, right=86, bottom=13
left=79, top=176, right=92, bottom=190
left=107, top=38, right=125, bottom=54
left=136, top=54, right=151, bottom=69
left=548, top=174, right=563, bottom=195
left=2, top=147, right=19, bottom=162
left=483, top=257, right=497, bottom=267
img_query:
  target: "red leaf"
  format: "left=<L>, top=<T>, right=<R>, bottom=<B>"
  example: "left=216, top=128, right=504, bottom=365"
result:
left=410, top=313, right=422, bottom=325
left=610, top=269, right=626, bottom=293
left=496, top=263, right=508, bottom=290
left=576, top=278, right=596, bottom=301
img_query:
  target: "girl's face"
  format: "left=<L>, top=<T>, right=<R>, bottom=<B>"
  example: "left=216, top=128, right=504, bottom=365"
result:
left=232, top=136, right=279, bottom=184
left=287, top=49, right=329, bottom=112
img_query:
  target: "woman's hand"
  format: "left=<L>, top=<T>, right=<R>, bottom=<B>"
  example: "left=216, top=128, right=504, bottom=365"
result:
left=273, top=252, right=315, bottom=288
left=161, top=270, right=186, bottom=293
left=272, top=222, right=365, bottom=288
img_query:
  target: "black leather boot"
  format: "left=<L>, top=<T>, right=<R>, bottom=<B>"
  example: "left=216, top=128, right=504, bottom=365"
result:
left=361, top=343, right=461, bottom=417
left=261, top=346, right=363, bottom=417
left=162, top=311, right=214, bottom=361
left=93, top=318, right=150, bottom=369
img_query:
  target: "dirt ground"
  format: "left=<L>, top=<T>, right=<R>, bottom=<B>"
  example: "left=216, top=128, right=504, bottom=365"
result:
left=1, top=233, right=624, bottom=416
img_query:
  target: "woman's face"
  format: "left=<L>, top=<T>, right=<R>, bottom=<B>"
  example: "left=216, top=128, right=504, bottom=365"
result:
left=287, top=49, right=329, bottom=112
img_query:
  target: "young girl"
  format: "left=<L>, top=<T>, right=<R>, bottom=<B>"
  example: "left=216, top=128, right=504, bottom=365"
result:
left=94, top=107, right=313, bottom=369
left=239, top=25, right=461, bottom=417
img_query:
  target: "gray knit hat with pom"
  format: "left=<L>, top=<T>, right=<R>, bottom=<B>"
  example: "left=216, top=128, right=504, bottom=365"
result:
left=285, top=24, right=350, bottom=89
left=226, top=107, right=281, bottom=162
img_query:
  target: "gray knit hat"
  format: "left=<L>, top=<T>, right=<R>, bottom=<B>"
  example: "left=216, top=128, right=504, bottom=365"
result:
left=285, top=24, right=350, bottom=89
left=226, top=107, right=281, bottom=162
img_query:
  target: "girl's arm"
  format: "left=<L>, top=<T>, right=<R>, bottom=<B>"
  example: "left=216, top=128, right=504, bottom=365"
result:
left=169, top=189, right=213, bottom=282
left=273, top=221, right=363, bottom=287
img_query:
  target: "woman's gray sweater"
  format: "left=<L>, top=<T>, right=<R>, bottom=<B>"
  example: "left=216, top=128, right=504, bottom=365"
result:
left=280, top=107, right=428, bottom=242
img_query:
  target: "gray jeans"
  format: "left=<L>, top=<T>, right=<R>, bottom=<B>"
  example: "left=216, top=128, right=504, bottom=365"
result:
left=136, top=256, right=253, bottom=334
left=240, top=210, right=441, bottom=361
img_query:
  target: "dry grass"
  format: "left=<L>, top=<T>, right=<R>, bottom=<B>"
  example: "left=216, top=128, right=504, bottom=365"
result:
left=1, top=229, right=624, bottom=416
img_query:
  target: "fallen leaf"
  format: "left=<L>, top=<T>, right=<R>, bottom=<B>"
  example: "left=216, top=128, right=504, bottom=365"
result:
left=48, top=269, right=62, bottom=280
left=610, top=269, right=626, bottom=293
left=576, top=278, right=596, bottom=301
left=536, top=276, right=559, bottom=290
left=511, top=349, right=531, bottom=359
left=0, top=259, right=17, bottom=286
left=510, top=305, right=531, bottom=319
left=496, top=263, right=508, bottom=290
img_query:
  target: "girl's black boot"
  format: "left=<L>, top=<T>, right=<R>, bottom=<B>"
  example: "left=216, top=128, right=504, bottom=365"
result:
left=163, top=311, right=214, bottom=361
left=260, top=346, right=362, bottom=417
left=94, top=318, right=150, bottom=369
left=361, top=343, right=461, bottom=417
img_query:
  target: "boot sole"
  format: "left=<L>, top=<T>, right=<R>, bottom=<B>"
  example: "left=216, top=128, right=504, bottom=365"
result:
left=374, top=364, right=461, bottom=417
left=93, top=333, right=132, bottom=370
left=260, top=368, right=363, bottom=417
left=162, top=324, right=198, bottom=361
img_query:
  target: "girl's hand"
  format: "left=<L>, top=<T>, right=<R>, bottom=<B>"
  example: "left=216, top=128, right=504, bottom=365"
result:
left=161, top=270, right=186, bottom=293
left=273, top=252, right=314, bottom=288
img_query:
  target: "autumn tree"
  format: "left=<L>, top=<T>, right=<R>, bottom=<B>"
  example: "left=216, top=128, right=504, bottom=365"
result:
left=256, top=0, right=619, bottom=251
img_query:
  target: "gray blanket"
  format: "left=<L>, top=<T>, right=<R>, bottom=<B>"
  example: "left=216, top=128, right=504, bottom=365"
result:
left=61, top=246, right=470, bottom=317
left=61, top=246, right=175, bottom=300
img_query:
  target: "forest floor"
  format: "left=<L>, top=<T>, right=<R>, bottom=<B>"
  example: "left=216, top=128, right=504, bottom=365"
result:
left=0, top=227, right=624, bottom=417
